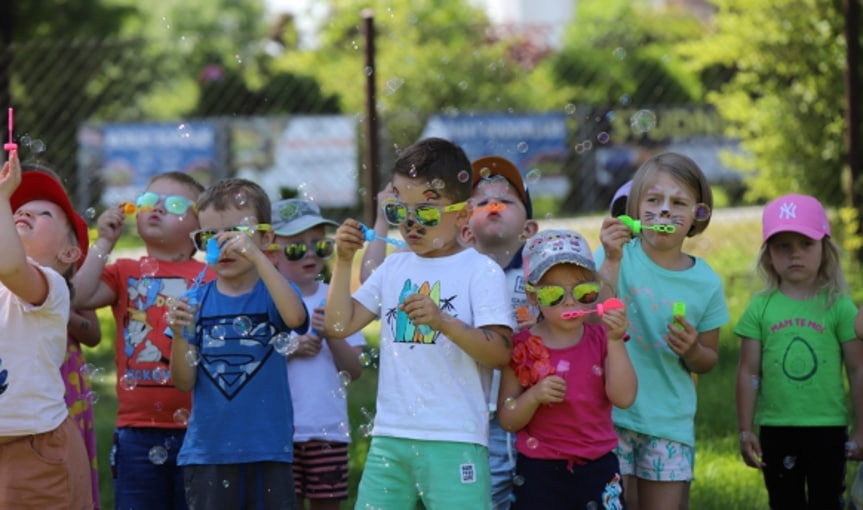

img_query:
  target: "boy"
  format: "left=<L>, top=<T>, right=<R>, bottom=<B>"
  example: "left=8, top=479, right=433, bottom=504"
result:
left=268, top=198, right=366, bottom=510
left=72, top=171, right=208, bottom=510
left=325, top=137, right=514, bottom=509
left=463, top=155, right=538, bottom=510
left=167, top=178, right=308, bottom=510
left=0, top=151, right=93, bottom=509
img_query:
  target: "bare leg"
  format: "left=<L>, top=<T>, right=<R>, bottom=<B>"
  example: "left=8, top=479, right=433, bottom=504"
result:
left=623, top=474, right=639, bottom=510
left=637, top=479, right=687, bottom=510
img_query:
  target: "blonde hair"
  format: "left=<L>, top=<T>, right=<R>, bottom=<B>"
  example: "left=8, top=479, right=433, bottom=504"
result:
left=625, top=152, right=713, bottom=237
left=756, top=236, right=848, bottom=305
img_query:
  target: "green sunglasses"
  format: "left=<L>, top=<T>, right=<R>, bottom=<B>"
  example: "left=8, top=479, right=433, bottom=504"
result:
left=136, top=191, right=196, bottom=216
left=525, top=282, right=601, bottom=307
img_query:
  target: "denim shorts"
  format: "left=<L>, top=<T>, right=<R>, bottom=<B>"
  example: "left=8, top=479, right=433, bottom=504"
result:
left=112, top=426, right=188, bottom=510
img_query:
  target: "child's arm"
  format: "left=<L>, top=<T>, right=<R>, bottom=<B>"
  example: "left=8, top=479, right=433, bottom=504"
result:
left=497, top=364, right=565, bottom=432
left=843, top=338, right=863, bottom=460
left=0, top=151, right=49, bottom=305
left=68, top=309, right=101, bottom=348
left=325, top=219, right=378, bottom=338
left=359, top=183, right=395, bottom=284
left=667, top=323, right=719, bottom=374
left=71, top=206, right=125, bottom=309
left=601, top=308, right=637, bottom=408
left=167, top=299, right=196, bottom=392
left=735, top=337, right=765, bottom=468
left=309, top=303, right=364, bottom=380
left=402, top=291, right=512, bottom=368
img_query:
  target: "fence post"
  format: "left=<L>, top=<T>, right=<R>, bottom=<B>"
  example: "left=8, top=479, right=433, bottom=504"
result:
left=361, top=10, right=380, bottom=226
left=0, top=0, right=13, bottom=113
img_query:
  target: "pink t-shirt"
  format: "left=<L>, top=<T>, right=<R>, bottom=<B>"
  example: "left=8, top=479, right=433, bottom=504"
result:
left=103, top=258, right=214, bottom=428
left=512, top=324, right=618, bottom=463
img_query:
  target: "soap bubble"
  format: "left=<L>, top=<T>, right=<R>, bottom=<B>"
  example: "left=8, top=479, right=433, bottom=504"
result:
left=148, top=445, right=168, bottom=465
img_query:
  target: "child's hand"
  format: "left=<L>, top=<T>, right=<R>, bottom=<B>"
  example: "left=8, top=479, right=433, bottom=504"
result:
left=400, top=292, right=447, bottom=332
left=739, top=430, right=765, bottom=469
left=166, top=297, right=195, bottom=336
left=310, top=305, right=326, bottom=334
left=97, top=206, right=126, bottom=246
left=0, top=150, right=22, bottom=201
left=334, top=219, right=365, bottom=262
left=217, top=229, right=261, bottom=260
left=291, top=333, right=323, bottom=358
left=602, top=307, right=630, bottom=341
left=600, top=217, right=630, bottom=262
left=376, top=183, right=396, bottom=216
left=530, top=375, right=566, bottom=404
left=665, top=315, right=697, bottom=357
left=849, top=432, right=863, bottom=461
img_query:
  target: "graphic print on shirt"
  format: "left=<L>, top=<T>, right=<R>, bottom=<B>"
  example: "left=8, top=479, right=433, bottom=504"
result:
left=769, top=317, right=822, bottom=381
left=385, top=278, right=455, bottom=344
left=196, top=312, right=277, bottom=400
left=0, top=357, right=7, bottom=395
left=122, top=276, right=190, bottom=385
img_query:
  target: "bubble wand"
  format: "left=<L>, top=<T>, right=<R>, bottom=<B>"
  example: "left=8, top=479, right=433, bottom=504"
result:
left=559, top=297, right=625, bottom=320
left=4, top=108, right=17, bottom=152
left=618, top=215, right=676, bottom=234
left=179, top=238, right=220, bottom=339
left=360, top=223, right=407, bottom=249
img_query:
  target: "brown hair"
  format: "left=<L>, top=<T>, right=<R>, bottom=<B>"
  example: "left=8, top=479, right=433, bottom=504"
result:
left=392, top=137, right=473, bottom=203
left=197, top=178, right=272, bottom=224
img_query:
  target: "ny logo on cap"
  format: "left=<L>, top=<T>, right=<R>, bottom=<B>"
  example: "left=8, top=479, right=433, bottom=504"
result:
left=779, top=202, right=797, bottom=220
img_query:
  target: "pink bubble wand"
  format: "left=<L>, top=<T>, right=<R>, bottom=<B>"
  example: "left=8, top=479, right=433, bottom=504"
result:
left=4, top=108, right=17, bottom=152
left=559, top=297, right=625, bottom=320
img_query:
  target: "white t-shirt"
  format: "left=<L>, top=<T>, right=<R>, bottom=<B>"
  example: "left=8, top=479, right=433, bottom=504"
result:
left=0, top=262, right=70, bottom=436
left=353, top=248, right=514, bottom=447
left=289, top=283, right=366, bottom=443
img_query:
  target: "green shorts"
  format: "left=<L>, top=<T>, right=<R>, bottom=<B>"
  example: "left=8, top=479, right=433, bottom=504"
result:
left=355, top=436, right=491, bottom=509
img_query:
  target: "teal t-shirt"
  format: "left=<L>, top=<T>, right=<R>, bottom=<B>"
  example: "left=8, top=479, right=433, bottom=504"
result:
left=734, top=290, right=857, bottom=427
left=595, top=239, right=729, bottom=446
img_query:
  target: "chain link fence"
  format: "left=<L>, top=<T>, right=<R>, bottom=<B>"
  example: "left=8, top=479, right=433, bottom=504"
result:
left=2, top=34, right=736, bottom=220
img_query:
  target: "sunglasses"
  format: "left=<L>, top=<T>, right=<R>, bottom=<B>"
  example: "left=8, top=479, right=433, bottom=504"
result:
left=189, top=224, right=271, bottom=252
left=272, top=239, right=335, bottom=261
left=383, top=201, right=467, bottom=227
left=136, top=192, right=196, bottom=216
left=525, top=282, right=601, bottom=307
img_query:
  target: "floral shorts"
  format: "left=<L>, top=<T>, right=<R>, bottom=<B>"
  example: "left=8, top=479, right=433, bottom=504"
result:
left=614, top=426, right=694, bottom=482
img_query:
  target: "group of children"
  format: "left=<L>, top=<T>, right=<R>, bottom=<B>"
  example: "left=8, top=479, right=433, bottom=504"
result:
left=1, top=132, right=861, bottom=510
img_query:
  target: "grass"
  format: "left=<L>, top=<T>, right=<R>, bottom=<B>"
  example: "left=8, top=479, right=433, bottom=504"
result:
left=82, top=209, right=863, bottom=509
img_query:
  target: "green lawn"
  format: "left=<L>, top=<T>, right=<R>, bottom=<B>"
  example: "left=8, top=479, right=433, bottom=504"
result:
left=83, top=209, right=863, bottom=509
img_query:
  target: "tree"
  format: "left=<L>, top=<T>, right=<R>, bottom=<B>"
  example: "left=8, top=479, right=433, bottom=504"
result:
left=680, top=0, right=850, bottom=205
left=280, top=0, right=569, bottom=149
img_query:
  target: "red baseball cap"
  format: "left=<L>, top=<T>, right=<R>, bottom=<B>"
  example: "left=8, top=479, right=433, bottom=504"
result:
left=11, top=170, right=89, bottom=269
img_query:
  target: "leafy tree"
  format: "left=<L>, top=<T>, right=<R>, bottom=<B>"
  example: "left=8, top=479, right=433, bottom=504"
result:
left=680, top=0, right=850, bottom=205
left=280, top=0, right=570, bottom=149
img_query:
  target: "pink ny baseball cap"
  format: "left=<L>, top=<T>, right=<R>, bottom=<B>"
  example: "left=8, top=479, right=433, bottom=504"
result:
left=761, top=193, right=830, bottom=243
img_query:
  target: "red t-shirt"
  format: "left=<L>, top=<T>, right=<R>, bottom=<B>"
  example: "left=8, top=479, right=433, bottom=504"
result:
left=512, top=324, right=619, bottom=462
left=103, top=257, right=215, bottom=428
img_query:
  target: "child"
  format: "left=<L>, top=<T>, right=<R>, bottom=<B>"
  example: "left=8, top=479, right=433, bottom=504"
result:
left=0, top=151, right=93, bottom=509
left=463, top=155, right=538, bottom=510
left=268, top=198, right=366, bottom=510
left=498, top=228, right=636, bottom=509
left=325, top=137, right=514, bottom=509
left=596, top=152, right=729, bottom=510
left=71, top=171, right=208, bottom=510
left=167, top=178, right=309, bottom=510
left=736, top=193, right=863, bottom=509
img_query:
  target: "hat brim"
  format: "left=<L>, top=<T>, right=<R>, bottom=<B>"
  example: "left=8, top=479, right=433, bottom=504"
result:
left=11, top=171, right=89, bottom=269
left=762, top=225, right=828, bottom=243
left=471, top=156, right=529, bottom=207
left=272, top=217, right=340, bottom=237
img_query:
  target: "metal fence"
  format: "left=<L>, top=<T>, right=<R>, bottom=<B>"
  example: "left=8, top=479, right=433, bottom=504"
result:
left=1, top=34, right=735, bottom=219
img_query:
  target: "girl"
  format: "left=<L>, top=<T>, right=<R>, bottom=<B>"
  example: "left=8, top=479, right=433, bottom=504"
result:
left=736, top=193, right=863, bottom=509
left=596, top=152, right=730, bottom=510
left=498, top=228, right=637, bottom=509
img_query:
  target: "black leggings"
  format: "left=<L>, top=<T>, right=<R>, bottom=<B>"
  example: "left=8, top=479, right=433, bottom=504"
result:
left=759, top=425, right=847, bottom=510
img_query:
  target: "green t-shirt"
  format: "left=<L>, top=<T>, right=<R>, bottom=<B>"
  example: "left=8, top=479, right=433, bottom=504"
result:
left=734, top=290, right=857, bottom=427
